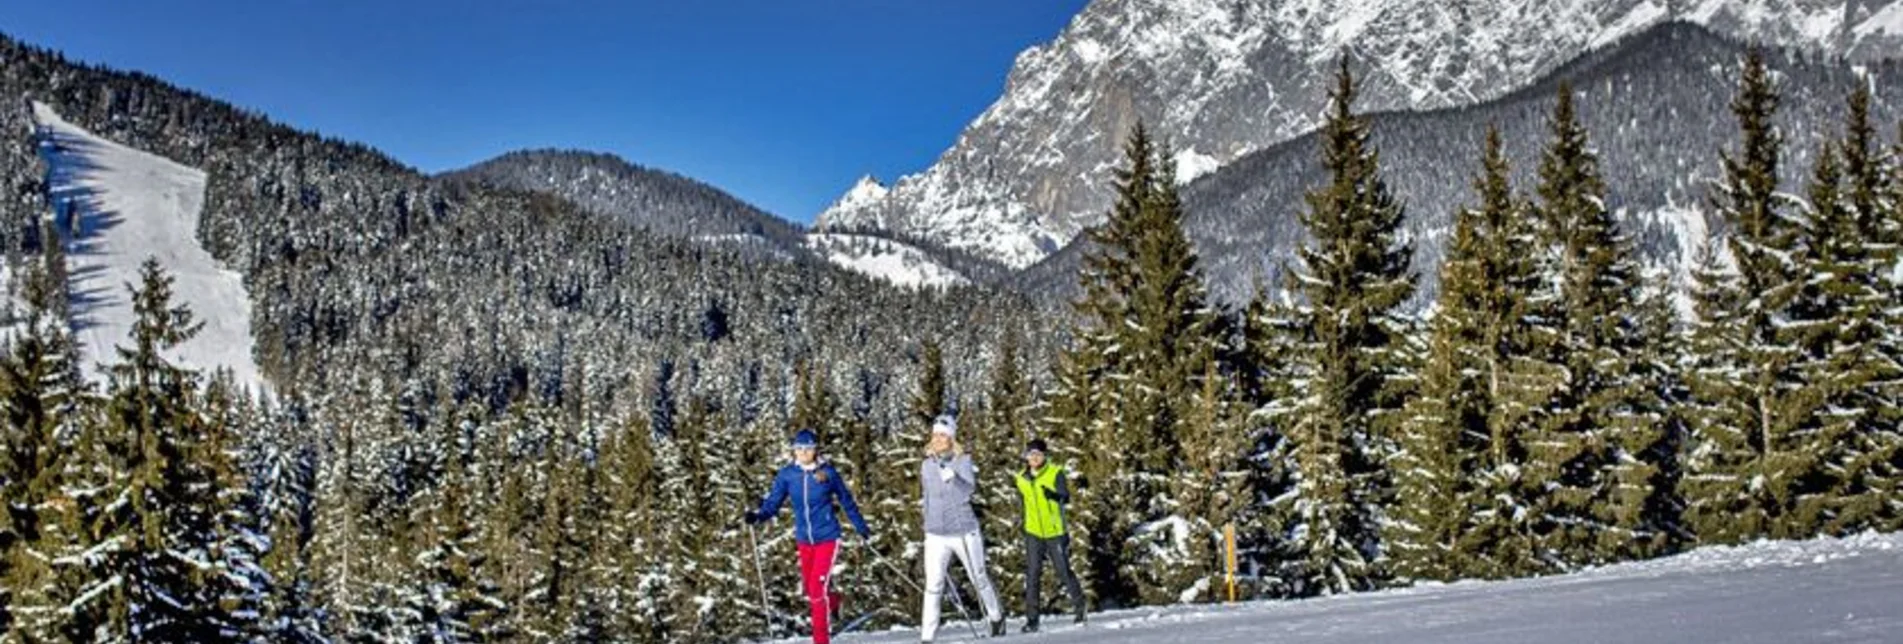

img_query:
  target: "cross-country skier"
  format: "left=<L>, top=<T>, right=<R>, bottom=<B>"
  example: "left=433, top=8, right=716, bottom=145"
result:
left=919, top=414, right=1006, bottom=641
left=745, top=428, right=872, bottom=644
left=1013, top=437, right=1086, bottom=632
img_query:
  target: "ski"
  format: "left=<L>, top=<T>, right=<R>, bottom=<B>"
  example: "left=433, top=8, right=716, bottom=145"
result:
left=832, top=607, right=888, bottom=638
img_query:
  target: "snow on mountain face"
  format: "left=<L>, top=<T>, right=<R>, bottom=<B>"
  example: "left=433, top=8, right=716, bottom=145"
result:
left=821, top=175, right=889, bottom=222
left=803, top=233, right=971, bottom=289
left=32, top=102, right=265, bottom=393
left=818, top=0, right=1903, bottom=268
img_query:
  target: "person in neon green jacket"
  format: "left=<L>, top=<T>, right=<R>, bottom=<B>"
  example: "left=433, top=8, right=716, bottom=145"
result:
left=1013, top=438, right=1085, bottom=632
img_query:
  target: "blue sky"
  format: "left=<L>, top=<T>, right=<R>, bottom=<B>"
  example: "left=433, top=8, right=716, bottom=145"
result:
left=7, top=0, right=1092, bottom=222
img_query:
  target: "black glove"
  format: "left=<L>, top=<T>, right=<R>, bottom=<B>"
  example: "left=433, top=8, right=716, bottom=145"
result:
left=1042, top=487, right=1063, bottom=502
left=744, top=510, right=766, bottom=525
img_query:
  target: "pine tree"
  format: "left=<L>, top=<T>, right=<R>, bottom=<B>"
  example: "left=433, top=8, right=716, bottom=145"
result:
left=46, top=258, right=258, bottom=641
left=597, top=412, right=665, bottom=641
left=977, top=332, right=1031, bottom=616
left=1153, top=358, right=1248, bottom=602
left=1033, top=327, right=1105, bottom=608
left=1521, top=83, right=1667, bottom=568
left=1388, top=127, right=1547, bottom=582
left=515, top=409, right=584, bottom=641
left=198, top=377, right=272, bottom=642
left=2, top=220, right=88, bottom=640
left=1681, top=50, right=1822, bottom=544
left=1040, top=122, right=1225, bottom=607
left=909, top=341, right=947, bottom=427
left=1273, top=56, right=1415, bottom=596
left=1238, top=288, right=1304, bottom=599
left=309, top=387, right=381, bottom=641
left=407, top=424, right=507, bottom=643
left=1824, top=82, right=1903, bottom=534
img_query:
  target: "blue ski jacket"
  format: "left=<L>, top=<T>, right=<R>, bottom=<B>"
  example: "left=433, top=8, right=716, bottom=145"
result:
left=752, top=461, right=871, bottom=544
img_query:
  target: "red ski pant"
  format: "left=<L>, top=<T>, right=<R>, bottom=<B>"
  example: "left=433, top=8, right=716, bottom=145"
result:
left=798, top=540, right=841, bottom=644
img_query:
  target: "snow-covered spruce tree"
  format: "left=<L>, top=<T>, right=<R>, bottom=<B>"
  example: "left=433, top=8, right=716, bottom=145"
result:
left=1273, top=56, right=1416, bottom=596
left=509, top=407, right=587, bottom=641
left=597, top=412, right=667, bottom=642
left=49, top=259, right=253, bottom=641
left=248, top=401, right=326, bottom=644
left=309, top=394, right=376, bottom=640
left=1, top=222, right=88, bottom=640
left=1681, top=50, right=1824, bottom=545
left=650, top=395, right=729, bottom=640
left=1040, top=123, right=1224, bottom=608
left=791, top=358, right=840, bottom=444
left=1520, top=83, right=1667, bottom=569
left=405, top=418, right=507, bottom=644
left=1238, top=288, right=1304, bottom=599
left=1824, top=82, right=1903, bottom=535
left=977, top=332, right=1032, bottom=617
left=1033, top=324, right=1105, bottom=608
left=1794, top=137, right=1895, bottom=537
left=1388, top=127, right=1552, bottom=583
left=1152, top=358, right=1249, bottom=603
left=197, top=376, right=272, bottom=641
left=1113, top=136, right=1228, bottom=607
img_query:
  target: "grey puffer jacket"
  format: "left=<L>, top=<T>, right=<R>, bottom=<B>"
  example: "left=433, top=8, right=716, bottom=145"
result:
left=921, top=452, right=979, bottom=536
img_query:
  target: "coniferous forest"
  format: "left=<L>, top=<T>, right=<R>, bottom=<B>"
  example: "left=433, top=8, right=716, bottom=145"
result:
left=2, top=30, right=1901, bottom=644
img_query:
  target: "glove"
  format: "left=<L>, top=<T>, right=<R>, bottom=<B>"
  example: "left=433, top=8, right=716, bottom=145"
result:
left=857, top=527, right=873, bottom=543
left=744, top=510, right=765, bottom=525
left=1042, top=487, right=1060, bottom=501
left=938, top=464, right=956, bottom=483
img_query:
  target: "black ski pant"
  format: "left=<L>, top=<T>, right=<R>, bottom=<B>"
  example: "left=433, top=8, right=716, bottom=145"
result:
left=1023, top=533, right=1084, bottom=626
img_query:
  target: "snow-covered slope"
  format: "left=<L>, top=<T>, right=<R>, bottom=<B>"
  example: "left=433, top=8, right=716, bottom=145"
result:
left=804, top=233, right=970, bottom=289
left=33, top=102, right=264, bottom=392
left=806, top=531, right=1903, bottom=643
left=819, top=0, right=1903, bottom=268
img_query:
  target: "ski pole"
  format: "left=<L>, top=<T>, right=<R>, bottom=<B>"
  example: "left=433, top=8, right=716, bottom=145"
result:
left=868, top=546, right=925, bottom=594
left=746, top=522, right=774, bottom=638
left=868, top=543, right=981, bottom=638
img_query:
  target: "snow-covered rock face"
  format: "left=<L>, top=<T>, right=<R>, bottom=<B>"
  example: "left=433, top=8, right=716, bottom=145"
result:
left=31, top=102, right=265, bottom=393
left=817, top=0, right=1903, bottom=268
left=821, top=175, right=889, bottom=223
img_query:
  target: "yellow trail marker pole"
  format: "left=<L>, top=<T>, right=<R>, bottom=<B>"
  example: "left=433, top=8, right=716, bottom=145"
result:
left=1224, top=522, right=1237, bottom=603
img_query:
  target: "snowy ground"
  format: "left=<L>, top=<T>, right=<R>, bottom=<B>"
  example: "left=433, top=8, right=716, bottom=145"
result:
left=31, top=102, right=264, bottom=393
left=789, top=531, right=1903, bottom=643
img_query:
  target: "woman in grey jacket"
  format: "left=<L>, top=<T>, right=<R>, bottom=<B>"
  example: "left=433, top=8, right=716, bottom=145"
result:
left=919, top=415, right=1006, bottom=641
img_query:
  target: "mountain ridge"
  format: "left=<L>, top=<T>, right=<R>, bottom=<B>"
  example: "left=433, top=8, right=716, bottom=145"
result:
left=822, top=0, right=1903, bottom=269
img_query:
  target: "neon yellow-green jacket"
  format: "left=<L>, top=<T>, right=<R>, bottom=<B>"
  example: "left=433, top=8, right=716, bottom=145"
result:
left=1014, top=464, right=1071, bottom=539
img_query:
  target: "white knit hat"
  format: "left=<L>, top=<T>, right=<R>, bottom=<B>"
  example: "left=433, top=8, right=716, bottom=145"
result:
left=931, top=414, right=957, bottom=439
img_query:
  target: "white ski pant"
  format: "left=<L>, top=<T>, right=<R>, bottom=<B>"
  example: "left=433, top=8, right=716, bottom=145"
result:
left=921, top=530, right=1003, bottom=640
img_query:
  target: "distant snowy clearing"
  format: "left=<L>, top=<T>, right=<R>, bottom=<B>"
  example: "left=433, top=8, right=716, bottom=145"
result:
left=782, top=531, right=1902, bottom=643
left=804, top=233, right=970, bottom=289
left=31, top=102, right=265, bottom=393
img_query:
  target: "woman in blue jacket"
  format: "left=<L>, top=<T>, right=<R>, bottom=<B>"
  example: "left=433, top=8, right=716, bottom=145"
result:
left=745, top=428, right=872, bottom=644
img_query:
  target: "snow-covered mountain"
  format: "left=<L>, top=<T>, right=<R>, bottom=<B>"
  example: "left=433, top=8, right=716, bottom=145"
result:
left=819, top=0, right=1903, bottom=268
left=444, top=149, right=809, bottom=255
left=1014, top=22, right=1903, bottom=309
left=31, top=102, right=264, bottom=392
left=449, top=150, right=1010, bottom=289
